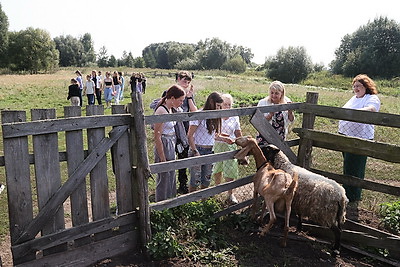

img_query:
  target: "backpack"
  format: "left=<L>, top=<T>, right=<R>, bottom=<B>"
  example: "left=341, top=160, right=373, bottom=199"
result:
left=151, top=102, right=189, bottom=153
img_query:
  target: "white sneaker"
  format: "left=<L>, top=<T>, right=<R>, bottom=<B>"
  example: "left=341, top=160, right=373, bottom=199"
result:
left=228, top=194, right=238, bottom=205
left=0, top=184, right=5, bottom=194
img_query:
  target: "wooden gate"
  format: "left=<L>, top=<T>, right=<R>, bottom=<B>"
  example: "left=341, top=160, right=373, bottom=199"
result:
left=1, top=94, right=150, bottom=266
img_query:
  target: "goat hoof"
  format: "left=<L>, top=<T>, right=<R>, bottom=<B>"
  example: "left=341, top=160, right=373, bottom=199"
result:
left=332, top=249, right=340, bottom=256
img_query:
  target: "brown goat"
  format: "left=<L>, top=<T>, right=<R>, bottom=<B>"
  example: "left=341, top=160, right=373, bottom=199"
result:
left=235, top=136, right=298, bottom=247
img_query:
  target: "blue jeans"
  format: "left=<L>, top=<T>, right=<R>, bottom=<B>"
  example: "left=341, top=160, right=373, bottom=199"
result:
left=189, top=146, right=213, bottom=188
left=87, top=94, right=95, bottom=105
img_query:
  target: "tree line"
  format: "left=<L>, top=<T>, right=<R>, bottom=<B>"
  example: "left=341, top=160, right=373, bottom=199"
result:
left=1, top=3, right=399, bottom=81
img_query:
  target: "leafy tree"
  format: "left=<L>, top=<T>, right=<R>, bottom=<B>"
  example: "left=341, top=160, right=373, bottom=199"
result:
left=8, top=27, right=59, bottom=73
left=108, top=55, right=117, bottom=67
left=175, top=57, right=199, bottom=70
left=97, top=46, right=109, bottom=67
left=80, top=33, right=96, bottom=65
left=167, top=42, right=195, bottom=68
left=234, top=45, right=254, bottom=65
left=196, top=38, right=229, bottom=69
left=265, top=46, right=312, bottom=83
left=0, top=3, right=9, bottom=67
left=54, top=35, right=84, bottom=67
left=142, top=45, right=157, bottom=68
left=133, top=56, right=145, bottom=68
left=330, top=16, right=400, bottom=78
left=142, top=38, right=252, bottom=71
left=221, top=56, right=247, bottom=73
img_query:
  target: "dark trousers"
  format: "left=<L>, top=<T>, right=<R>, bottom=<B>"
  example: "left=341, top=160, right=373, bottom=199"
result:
left=87, top=94, right=95, bottom=105
left=343, top=152, right=367, bottom=202
left=177, top=147, right=189, bottom=192
left=95, top=89, right=102, bottom=105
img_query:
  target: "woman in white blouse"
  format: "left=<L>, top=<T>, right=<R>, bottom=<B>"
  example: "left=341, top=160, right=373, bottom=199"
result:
left=338, top=74, right=381, bottom=203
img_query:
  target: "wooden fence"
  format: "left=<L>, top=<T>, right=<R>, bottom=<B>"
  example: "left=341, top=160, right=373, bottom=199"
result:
left=1, top=91, right=399, bottom=265
left=1, top=100, right=149, bottom=266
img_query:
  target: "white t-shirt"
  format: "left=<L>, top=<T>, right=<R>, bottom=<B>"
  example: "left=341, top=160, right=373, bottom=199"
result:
left=85, top=80, right=95, bottom=94
left=189, top=119, right=215, bottom=146
left=338, top=94, right=380, bottom=140
left=257, top=97, right=292, bottom=139
left=216, top=116, right=241, bottom=142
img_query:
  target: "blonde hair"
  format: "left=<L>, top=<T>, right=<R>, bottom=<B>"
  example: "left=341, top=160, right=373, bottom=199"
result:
left=268, top=81, right=286, bottom=104
left=221, top=93, right=234, bottom=105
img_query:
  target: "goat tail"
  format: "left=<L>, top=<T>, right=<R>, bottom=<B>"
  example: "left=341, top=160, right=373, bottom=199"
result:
left=285, top=172, right=298, bottom=196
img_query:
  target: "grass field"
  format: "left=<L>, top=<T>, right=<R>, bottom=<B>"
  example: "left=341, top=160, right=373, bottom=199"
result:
left=0, top=67, right=399, bottom=244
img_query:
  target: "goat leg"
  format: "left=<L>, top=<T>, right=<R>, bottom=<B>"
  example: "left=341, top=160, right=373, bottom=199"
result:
left=251, top=191, right=259, bottom=220
left=331, top=224, right=342, bottom=255
left=280, top=199, right=293, bottom=248
left=260, top=202, right=276, bottom=236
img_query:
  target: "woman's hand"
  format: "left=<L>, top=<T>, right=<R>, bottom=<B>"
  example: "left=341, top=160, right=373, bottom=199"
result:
left=265, top=112, right=274, bottom=121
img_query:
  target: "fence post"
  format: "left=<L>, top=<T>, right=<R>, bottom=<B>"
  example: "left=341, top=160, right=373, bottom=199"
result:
left=111, top=105, right=134, bottom=214
left=130, top=91, right=152, bottom=248
left=297, top=92, right=318, bottom=168
left=1, top=110, right=36, bottom=264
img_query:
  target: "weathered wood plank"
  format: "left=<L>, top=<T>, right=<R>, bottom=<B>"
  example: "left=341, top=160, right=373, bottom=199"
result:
left=64, top=107, right=92, bottom=248
left=130, top=91, right=152, bottom=247
left=298, top=103, right=400, bottom=128
left=87, top=106, right=110, bottom=221
left=2, top=114, right=130, bottom=138
left=14, top=125, right=128, bottom=244
left=12, top=212, right=137, bottom=259
left=250, top=109, right=297, bottom=163
left=150, top=175, right=253, bottom=210
left=145, top=103, right=302, bottom=125
left=111, top=105, right=133, bottom=214
left=297, top=92, right=318, bottom=168
left=310, top=168, right=400, bottom=196
left=64, top=106, right=89, bottom=227
left=1, top=111, right=36, bottom=262
left=150, top=150, right=238, bottom=174
left=294, top=128, right=400, bottom=163
left=301, top=222, right=400, bottom=253
left=15, top=231, right=138, bottom=267
left=31, top=109, right=66, bottom=255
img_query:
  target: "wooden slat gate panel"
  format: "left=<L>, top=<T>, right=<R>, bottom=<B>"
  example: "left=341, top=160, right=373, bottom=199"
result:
left=1, top=105, right=142, bottom=266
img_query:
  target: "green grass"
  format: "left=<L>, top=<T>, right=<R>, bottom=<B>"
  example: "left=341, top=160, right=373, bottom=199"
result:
left=0, top=67, right=399, bottom=244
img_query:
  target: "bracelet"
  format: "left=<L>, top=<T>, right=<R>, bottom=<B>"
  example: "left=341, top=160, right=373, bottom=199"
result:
left=187, top=97, right=193, bottom=100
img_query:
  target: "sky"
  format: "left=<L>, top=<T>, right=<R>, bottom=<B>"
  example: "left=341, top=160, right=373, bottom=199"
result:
left=1, top=0, right=399, bottom=66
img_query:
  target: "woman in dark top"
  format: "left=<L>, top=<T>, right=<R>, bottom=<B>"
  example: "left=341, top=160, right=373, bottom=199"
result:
left=67, top=78, right=81, bottom=106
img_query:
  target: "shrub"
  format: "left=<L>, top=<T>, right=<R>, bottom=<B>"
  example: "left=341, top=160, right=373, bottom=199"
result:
left=379, top=201, right=400, bottom=234
left=146, top=198, right=235, bottom=264
left=221, top=56, right=247, bottom=73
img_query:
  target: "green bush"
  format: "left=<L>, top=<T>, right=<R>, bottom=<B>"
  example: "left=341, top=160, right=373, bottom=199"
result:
left=379, top=201, right=400, bottom=234
left=146, top=198, right=235, bottom=264
left=221, top=56, right=247, bottom=74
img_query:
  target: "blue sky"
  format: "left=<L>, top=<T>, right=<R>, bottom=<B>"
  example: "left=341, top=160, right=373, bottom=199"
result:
left=2, top=0, right=399, bottom=65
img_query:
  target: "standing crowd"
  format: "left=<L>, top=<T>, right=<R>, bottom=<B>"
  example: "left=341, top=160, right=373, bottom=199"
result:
left=152, top=70, right=295, bottom=204
left=68, top=69, right=381, bottom=206
left=67, top=70, right=146, bottom=108
left=151, top=71, right=380, bottom=208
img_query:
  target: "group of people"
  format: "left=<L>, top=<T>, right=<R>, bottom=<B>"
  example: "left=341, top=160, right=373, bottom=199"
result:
left=68, top=70, right=147, bottom=108
left=153, top=71, right=381, bottom=206
left=152, top=71, right=296, bottom=203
